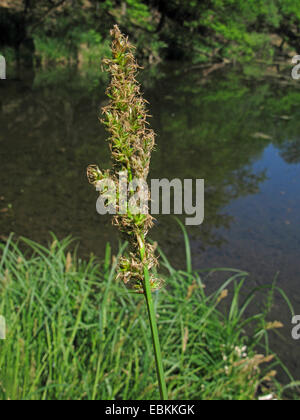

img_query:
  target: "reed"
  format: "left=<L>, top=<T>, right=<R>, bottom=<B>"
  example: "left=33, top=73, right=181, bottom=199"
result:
left=87, top=26, right=167, bottom=399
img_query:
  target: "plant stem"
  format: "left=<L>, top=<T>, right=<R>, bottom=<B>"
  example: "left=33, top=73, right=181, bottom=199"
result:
left=139, top=238, right=168, bottom=400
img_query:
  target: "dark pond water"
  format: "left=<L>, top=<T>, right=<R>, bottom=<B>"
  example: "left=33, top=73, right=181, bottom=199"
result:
left=1, top=63, right=300, bottom=381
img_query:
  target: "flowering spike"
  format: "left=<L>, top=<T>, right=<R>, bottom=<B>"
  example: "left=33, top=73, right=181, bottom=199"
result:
left=88, top=25, right=163, bottom=293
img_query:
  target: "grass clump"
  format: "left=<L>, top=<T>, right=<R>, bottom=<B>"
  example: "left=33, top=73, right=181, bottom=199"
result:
left=0, top=233, right=294, bottom=400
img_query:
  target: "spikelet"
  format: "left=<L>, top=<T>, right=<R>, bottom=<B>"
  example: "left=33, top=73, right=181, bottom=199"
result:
left=87, top=26, right=163, bottom=293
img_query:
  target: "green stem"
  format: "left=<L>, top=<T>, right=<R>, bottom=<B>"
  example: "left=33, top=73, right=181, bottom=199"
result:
left=139, top=236, right=168, bottom=400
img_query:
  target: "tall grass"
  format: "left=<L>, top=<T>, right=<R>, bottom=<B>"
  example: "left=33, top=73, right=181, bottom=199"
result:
left=87, top=26, right=167, bottom=398
left=0, top=231, right=296, bottom=400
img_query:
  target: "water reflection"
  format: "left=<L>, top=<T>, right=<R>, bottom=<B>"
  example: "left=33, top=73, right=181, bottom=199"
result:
left=1, top=66, right=300, bottom=260
left=1, top=64, right=300, bottom=377
left=279, top=137, right=300, bottom=164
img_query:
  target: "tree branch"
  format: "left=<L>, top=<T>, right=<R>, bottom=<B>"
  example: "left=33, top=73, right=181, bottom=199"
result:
left=27, top=0, right=68, bottom=34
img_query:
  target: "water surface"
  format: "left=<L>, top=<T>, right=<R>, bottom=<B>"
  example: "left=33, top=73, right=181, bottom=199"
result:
left=1, top=63, right=300, bottom=379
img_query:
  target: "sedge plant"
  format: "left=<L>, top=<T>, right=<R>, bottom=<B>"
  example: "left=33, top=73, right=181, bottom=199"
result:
left=0, top=234, right=295, bottom=400
left=87, top=26, right=167, bottom=399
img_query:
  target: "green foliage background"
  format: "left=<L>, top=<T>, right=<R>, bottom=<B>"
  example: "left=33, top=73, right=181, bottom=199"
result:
left=1, top=0, right=300, bottom=65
